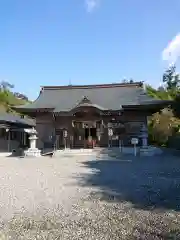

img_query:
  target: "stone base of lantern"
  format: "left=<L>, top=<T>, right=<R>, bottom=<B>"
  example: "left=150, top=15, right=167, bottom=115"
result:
left=24, top=130, right=41, bottom=157
left=140, top=146, right=163, bottom=156
left=24, top=148, right=41, bottom=157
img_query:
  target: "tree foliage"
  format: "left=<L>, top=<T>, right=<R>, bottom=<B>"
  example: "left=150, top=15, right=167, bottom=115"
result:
left=0, top=80, right=29, bottom=113
left=146, top=65, right=180, bottom=147
left=0, top=80, right=14, bottom=90
left=163, top=65, right=180, bottom=91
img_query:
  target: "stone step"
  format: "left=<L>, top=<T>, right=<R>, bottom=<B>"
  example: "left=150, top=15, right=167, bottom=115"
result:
left=54, top=149, right=97, bottom=157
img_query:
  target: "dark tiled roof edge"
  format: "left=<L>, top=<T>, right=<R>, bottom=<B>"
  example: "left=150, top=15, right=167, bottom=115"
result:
left=0, top=113, right=36, bottom=127
left=41, top=82, right=143, bottom=90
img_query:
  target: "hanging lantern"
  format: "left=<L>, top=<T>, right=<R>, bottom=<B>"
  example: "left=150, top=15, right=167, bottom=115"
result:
left=108, top=128, right=113, bottom=137
left=63, top=129, right=68, bottom=138
left=97, top=128, right=101, bottom=141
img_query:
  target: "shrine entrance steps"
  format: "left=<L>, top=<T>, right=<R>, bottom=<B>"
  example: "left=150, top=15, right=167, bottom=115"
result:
left=53, top=147, right=135, bottom=158
left=53, top=146, right=163, bottom=158
left=54, top=148, right=97, bottom=157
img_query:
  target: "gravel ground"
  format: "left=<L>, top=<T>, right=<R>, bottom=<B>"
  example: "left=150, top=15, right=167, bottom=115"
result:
left=0, top=152, right=179, bottom=239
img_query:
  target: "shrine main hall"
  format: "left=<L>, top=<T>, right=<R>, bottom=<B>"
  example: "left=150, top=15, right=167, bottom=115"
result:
left=14, top=82, right=170, bottom=150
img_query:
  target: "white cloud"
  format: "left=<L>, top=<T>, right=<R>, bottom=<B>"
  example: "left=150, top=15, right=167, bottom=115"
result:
left=85, top=0, right=100, bottom=12
left=162, top=33, right=180, bottom=65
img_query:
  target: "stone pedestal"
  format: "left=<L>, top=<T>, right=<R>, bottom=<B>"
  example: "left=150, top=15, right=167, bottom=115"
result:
left=140, top=123, right=152, bottom=156
left=140, top=146, right=163, bottom=156
left=140, top=123, right=163, bottom=156
left=141, top=124, right=148, bottom=148
left=24, top=128, right=41, bottom=157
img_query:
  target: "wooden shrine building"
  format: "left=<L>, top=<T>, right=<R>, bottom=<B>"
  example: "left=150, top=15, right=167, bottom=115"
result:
left=14, top=82, right=171, bottom=150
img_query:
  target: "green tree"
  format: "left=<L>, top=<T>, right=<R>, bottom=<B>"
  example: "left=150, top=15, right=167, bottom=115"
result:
left=146, top=66, right=180, bottom=146
left=0, top=80, right=14, bottom=91
left=146, top=84, right=173, bottom=100
left=163, top=65, right=180, bottom=91
left=148, top=109, right=179, bottom=146
left=0, top=80, right=29, bottom=113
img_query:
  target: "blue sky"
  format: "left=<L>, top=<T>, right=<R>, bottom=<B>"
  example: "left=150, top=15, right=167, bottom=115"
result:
left=0, top=0, right=180, bottom=99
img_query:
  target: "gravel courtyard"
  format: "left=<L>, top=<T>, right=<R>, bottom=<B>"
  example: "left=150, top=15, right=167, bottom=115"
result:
left=0, top=151, right=180, bottom=239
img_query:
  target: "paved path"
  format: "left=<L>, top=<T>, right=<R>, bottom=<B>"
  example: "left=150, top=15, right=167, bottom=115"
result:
left=0, top=153, right=179, bottom=239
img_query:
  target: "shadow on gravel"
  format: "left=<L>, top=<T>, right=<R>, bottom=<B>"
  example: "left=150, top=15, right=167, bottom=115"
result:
left=79, top=150, right=180, bottom=212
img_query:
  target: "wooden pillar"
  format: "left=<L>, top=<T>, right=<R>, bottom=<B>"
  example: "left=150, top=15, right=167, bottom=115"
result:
left=24, top=132, right=26, bottom=146
left=7, top=130, right=10, bottom=152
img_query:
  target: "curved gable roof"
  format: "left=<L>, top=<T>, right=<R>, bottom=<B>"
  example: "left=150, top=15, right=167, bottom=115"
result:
left=13, top=82, right=163, bottom=112
left=70, top=96, right=107, bottom=111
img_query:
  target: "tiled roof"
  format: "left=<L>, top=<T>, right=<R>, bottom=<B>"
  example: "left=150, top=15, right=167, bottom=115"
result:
left=13, top=82, right=168, bottom=112
left=0, top=114, right=35, bottom=128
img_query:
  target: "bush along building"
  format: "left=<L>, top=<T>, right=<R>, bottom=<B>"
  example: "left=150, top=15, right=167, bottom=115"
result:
left=14, top=82, right=172, bottom=155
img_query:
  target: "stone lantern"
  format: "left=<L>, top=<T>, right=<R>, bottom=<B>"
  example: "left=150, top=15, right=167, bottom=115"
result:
left=24, top=128, right=41, bottom=157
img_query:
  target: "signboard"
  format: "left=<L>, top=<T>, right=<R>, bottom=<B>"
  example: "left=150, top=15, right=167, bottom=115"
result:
left=103, top=111, right=122, bottom=116
left=112, top=123, right=123, bottom=128
left=108, top=120, right=125, bottom=129
left=131, top=138, right=138, bottom=145
left=112, top=135, right=118, bottom=140
left=131, top=138, right=139, bottom=157
left=108, top=123, right=112, bottom=128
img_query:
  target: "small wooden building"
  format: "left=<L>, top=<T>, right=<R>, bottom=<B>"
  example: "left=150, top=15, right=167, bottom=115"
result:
left=14, top=82, right=171, bottom=150
left=0, top=113, right=35, bottom=152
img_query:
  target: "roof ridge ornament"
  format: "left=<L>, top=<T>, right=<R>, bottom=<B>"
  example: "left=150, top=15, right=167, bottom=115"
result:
left=81, top=96, right=91, bottom=104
